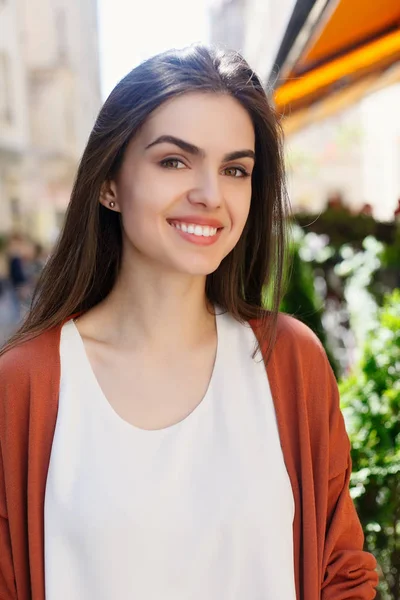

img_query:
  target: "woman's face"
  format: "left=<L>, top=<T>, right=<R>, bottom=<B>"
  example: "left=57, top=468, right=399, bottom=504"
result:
left=102, top=92, right=255, bottom=276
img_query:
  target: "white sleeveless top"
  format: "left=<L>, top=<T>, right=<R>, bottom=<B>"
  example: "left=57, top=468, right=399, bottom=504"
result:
left=45, top=311, right=296, bottom=599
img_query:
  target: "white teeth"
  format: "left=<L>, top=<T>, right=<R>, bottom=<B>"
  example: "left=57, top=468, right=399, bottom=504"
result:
left=170, top=222, right=219, bottom=237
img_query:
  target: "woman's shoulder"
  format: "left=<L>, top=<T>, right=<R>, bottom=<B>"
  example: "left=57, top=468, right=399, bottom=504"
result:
left=0, top=324, right=63, bottom=387
left=252, top=311, right=325, bottom=357
left=276, top=312, right=324, bottom=350
left=0, top=325, right=63, bottom=463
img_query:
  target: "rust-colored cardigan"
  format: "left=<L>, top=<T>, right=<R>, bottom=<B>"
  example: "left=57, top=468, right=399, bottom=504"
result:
left=0, top=314, right=378, bottom=599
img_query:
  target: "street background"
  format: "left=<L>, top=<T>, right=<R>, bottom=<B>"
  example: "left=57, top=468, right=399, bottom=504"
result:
left=1, top=1, right=399, bottom=597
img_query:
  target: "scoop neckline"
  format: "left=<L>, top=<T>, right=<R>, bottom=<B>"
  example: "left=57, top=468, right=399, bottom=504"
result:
left=63, top=311, right=225, bottom=438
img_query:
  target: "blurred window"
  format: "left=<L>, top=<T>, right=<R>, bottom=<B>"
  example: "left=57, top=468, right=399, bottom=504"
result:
left=55, top=8, right=68, bottom=64
left=55, top=210, right=66, bottom=229
left=10, top=197, right=21, bottom=219
left=0, top=52, right=13, bottom=125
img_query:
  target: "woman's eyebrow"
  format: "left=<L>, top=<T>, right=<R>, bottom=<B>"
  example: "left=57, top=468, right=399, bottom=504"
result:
left=145, top=135, right=203, bottom=156
left=224, top=149, right=255, bottom=162
left=145, top=135, right=255, bottom=162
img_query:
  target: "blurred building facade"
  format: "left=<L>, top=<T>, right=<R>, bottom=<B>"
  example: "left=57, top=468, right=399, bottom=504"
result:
left=286, top=84, right=400, bottom=220
left=0, top=0, right=101, bottom=245
left=209, top=0, right=400, bottom=221
left=209, top=0, right=296, bottom=86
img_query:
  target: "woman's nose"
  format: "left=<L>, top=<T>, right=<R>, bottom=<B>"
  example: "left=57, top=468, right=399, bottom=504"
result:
left=187, top=172, right=223, bottom=209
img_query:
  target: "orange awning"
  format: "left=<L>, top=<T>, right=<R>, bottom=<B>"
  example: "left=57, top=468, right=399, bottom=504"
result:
left=272, top=0, right=400, bottom=126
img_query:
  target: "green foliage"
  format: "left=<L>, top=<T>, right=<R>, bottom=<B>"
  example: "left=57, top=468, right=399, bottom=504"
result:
left=334, top=236, right=383, bottom=352
left=340, top=290, right=400, bottom=599
left=382, top=226, right=400, bottom=270
left=295, top=206, right=397, bottom=249
left=279, top=226, right=339, bottom=376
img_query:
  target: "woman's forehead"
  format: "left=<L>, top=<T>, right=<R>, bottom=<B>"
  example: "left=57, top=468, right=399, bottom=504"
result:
left=138, top=93, right=255, bottom=151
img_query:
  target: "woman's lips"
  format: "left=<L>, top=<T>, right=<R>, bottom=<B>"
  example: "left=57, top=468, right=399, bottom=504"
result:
left=167, top=216, right=224, bottom=228
left=168, top=220, right=223, bottom=246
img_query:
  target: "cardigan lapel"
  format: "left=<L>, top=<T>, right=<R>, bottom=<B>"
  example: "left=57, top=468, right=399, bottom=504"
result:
left=250, top=318, right=302, bottom=600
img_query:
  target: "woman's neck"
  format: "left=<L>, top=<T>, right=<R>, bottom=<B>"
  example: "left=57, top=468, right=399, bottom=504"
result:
left=77, top=258, right=215, bottom=351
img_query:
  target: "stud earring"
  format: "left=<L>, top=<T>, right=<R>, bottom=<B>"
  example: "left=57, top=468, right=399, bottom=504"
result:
left=109, top=201, right=116, bottom=208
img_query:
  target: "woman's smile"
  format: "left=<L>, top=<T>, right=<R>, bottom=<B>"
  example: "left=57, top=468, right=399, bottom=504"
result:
left=167, top=217, right=225, bottom=246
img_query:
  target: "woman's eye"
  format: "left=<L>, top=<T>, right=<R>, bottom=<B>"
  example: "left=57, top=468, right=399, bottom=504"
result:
left=223, top=166, right=249, bottom=178
left=160, top=158, right=185, bottom=169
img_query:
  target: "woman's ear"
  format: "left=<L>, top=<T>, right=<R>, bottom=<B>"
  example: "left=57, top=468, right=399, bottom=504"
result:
left=100, top=180, right=120, bottom=211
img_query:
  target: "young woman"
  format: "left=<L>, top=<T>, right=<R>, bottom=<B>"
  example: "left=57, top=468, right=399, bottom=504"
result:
left=0, top=45, right=378, bottom=600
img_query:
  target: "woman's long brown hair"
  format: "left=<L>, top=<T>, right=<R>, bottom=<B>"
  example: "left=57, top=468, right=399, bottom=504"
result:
left=1, top=45, right=291, bottom=361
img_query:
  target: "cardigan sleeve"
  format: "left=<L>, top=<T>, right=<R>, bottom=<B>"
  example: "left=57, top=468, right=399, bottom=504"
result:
left=0, top=348, right=23, bottom=600
left=320, top=350, right=379, bottom=599
left=0, top=441, right=17, bottom=599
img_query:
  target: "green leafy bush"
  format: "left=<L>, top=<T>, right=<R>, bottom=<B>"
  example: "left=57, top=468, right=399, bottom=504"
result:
left=340, top=290, right=400, bottom=599
left=279, top=226, right=339, bottom=376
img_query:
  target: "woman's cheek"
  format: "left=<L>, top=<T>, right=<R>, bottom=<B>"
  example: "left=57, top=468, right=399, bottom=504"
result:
left=230, top=194, right=251, bottom=233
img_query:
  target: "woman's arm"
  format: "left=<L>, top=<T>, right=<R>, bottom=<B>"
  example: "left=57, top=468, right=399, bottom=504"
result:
left=0, top=442, right=17, bottom=599
left=322, top=462, right=378, bottom=599
left=321, top=357, right=379, bottom=599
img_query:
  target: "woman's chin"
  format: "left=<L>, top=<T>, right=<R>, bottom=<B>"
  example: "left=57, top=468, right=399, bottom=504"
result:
left=171, top=255, right=224, bottom=277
